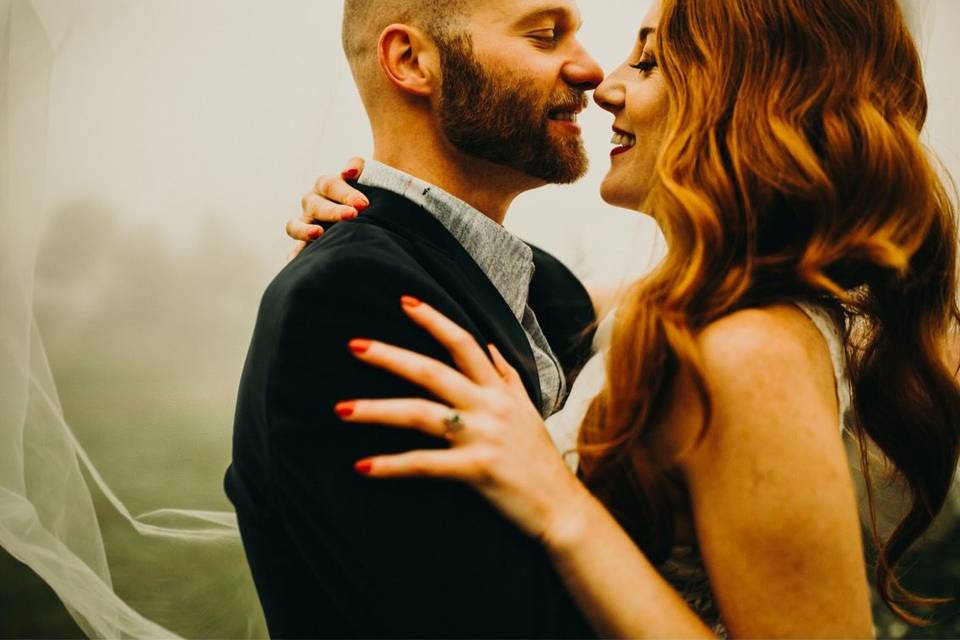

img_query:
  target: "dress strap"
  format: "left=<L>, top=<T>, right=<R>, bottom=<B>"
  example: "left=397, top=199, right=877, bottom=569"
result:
left=794, top=303, right=854, bottom=433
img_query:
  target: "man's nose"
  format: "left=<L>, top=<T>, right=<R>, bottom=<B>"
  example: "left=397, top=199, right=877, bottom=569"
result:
left=564, top=41, right=605, bottom=91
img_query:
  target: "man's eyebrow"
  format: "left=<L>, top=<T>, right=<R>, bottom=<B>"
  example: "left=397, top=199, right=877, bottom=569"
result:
left=639, top=26, right=657, bottom=43
left=513, top=7, right=582, bottom=31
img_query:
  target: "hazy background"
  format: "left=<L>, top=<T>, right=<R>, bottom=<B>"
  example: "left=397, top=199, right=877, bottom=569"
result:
left=2, top=0, right=959, bottom=637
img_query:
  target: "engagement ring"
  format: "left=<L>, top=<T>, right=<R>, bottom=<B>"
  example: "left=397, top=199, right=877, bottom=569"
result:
left=442, top=410, right=465, bottom=436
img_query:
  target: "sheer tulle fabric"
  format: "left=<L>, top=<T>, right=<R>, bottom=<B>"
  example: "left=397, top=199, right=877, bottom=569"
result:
left=0, top=1, right=946, bottom=638
left=0, top=2, right=262, bottom=636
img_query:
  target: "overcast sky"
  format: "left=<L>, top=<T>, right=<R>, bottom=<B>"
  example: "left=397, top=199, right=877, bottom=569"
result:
left=38, top=0, right=960, bottom=284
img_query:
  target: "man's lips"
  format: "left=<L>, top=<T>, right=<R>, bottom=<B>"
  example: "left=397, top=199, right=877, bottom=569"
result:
left=547, top=92, right=589, bottom=122
left=547, top=104, right=585, bottom=135
left=548, top=104, right=585, bottom=123
left=549, top=118, right=582, bottom=135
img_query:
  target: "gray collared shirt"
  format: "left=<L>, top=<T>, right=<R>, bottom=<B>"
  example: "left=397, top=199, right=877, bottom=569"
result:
left=359, top=160, right=566, bottom=417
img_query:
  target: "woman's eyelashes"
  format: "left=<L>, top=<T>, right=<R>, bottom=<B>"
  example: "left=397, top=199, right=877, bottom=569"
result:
left=630, top=53, right=658, bottom=74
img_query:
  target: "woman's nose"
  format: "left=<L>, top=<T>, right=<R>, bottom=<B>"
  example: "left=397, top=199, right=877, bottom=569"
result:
left=594, top=70, right=625, bottom=113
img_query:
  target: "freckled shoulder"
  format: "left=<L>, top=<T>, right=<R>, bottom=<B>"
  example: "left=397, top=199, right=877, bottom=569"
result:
left=650, top=304, right=840, bottom=467
left=698, top=304, right=836, bottom=385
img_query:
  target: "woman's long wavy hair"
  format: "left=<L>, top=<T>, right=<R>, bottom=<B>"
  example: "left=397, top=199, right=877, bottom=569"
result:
left=578, top=0, right=960, bottom=624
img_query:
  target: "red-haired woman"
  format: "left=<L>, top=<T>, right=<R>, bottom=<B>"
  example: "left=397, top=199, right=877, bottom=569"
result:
left=288, top=0, right=959, bottom=636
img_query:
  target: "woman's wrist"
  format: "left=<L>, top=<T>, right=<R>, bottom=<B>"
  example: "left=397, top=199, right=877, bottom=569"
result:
left=540, top=478, right=606, bottom=557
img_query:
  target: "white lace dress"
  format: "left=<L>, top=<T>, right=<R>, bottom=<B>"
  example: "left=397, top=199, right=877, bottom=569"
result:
left=545, top=303, right=853, bottom=636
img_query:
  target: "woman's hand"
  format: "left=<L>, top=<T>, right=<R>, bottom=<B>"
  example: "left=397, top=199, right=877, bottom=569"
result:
left=335, top=296, right=592, bottom=543
left=286, top=157, right=368, bottom=261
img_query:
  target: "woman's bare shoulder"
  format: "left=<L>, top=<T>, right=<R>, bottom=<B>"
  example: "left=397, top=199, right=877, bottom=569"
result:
left=651, top=304, right=840, bottom=466
left=699, top=304, right=838, bottom=389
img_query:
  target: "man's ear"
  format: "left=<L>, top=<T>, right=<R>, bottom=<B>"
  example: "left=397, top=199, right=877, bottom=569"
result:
left=377, top=24, right=439, bottom=97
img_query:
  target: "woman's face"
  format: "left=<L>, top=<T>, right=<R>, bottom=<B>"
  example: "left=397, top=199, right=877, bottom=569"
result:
left=594, top=2, right=669, bottom=212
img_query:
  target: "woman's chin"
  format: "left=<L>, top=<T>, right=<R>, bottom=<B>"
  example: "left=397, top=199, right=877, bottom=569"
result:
left=600, top=178, right=646, bottom=213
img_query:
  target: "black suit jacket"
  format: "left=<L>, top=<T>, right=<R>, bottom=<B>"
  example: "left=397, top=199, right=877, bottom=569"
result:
left=226, top=185, right=596, bottom=638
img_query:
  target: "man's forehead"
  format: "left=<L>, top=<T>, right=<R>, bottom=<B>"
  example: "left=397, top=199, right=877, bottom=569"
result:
left=477, top=0, right=582, bottom=28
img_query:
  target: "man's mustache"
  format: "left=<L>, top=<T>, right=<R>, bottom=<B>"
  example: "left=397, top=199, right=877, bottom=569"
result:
left=547, top=90, right=589, bottom=115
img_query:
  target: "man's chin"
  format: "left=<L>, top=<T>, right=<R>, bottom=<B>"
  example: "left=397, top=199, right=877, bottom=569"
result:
left=454, top=137, right=588, bottom=186
left=505, top=159, right=587, bottom=186
left=534, top=146, right=589, bottom=185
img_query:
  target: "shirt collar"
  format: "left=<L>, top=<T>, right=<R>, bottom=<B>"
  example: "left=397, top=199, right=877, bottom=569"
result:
left=358, top=160, right=534, bottom=321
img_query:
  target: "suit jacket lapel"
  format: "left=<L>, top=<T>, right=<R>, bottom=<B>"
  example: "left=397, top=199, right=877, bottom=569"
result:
left=416, top=248, right=543, bottom=410
left=356, top=187, right=543, bottom=410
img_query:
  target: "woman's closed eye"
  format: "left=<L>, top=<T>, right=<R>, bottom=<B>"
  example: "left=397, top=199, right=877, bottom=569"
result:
left=630, top=53, right=658, bottom=74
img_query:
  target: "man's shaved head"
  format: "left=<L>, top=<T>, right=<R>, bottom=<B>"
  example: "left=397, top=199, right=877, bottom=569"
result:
left=342, top=0, right=469, bottom=84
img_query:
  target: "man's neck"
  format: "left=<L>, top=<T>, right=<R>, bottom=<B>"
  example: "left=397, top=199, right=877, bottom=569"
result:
left=372, top=139, right=542, bottom=225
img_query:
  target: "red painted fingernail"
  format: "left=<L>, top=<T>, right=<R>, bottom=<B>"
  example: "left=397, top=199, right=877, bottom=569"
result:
left=349, top=339, right=372, bottom=355
left=342, top=169, right=359, bottom=180
left=335, top=401, right=356, bottom=418
left=354, top=200, right=369, bottom=212
left=342, top=210, right=359, bottom=220
left=355, top=459, right=373, bottom=475
left=308, top=227, right=323, bottom=239
left=401, top=295, right=422, bottom=308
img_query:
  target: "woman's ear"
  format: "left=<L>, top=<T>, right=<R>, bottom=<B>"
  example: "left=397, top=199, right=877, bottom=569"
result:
left=377, top=24, right=439, bottom=98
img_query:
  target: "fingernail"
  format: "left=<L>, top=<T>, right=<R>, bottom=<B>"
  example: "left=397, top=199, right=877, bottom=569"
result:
left=343, top=169, right=359, bottom=180
left=401, top=295, right=422, bottom=308
left=308, top=227, right=323, bottom=239
left=335, top=401, right=356, bottom=418
left=355, top=459, right=374, bottom=475
left=341, top=210, right=359, bottom=220
left=353, top=199, right=369, bottom=211
left=349, top=339, right=372, bottom=355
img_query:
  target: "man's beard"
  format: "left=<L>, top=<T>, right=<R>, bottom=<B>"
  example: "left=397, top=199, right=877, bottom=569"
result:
left=436, top=36, right=589, bottom=185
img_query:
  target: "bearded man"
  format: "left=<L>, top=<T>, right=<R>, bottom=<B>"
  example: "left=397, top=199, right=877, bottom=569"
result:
left=226, top=1, right=603, bottom=636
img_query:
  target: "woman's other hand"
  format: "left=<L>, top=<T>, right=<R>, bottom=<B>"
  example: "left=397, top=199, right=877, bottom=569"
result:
left=286, top=157, right=368, bottom=261
left=335, top=297, right=592, bottom=543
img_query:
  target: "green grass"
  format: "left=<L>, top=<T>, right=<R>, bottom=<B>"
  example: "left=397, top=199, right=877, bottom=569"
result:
left=1, top=365, right=268, bottom=638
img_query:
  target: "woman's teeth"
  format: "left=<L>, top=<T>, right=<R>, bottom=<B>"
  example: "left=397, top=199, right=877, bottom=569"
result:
left=611, top=132, right=636, bottom=148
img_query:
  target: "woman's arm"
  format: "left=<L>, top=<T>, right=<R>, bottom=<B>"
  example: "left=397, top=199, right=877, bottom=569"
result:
left=543, top=491, right=715, bottom=638
left=340, top=302, right=874, bottom=638
left=541, top=306, right=873, bottom=638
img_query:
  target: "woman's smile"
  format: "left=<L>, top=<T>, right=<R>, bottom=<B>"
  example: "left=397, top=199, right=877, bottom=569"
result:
left=610, top=127, right=637, bottom=156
